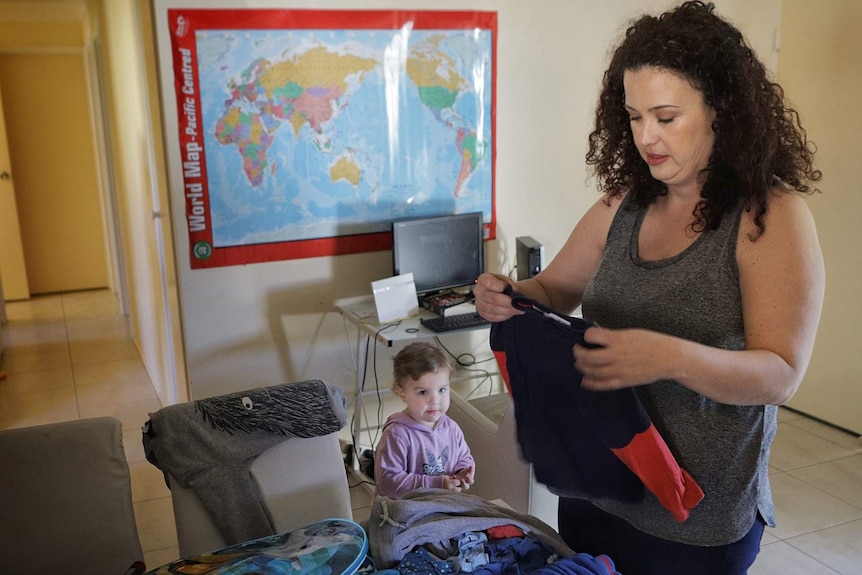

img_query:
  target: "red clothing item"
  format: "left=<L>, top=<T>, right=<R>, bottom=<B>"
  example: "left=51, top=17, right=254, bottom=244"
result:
left=486, top=524, right=525, bottom=540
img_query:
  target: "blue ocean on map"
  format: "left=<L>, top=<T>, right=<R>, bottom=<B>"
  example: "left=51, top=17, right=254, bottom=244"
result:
left=194, top=28, right=493, bottom=247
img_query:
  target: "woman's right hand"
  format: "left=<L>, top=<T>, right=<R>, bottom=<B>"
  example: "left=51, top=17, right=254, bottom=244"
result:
left=474, top=273, right=522, bottom=322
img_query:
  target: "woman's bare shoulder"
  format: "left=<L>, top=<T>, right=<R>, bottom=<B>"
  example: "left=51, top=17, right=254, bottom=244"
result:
left=736, top=189, right=822, bottom=291
left=739, top=188, right=816, bottom=246
left=583, top=191, right=626, bottom=224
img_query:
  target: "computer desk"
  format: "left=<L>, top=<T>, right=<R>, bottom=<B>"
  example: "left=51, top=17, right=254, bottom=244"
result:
left=335, top=296, right=493, bottom=465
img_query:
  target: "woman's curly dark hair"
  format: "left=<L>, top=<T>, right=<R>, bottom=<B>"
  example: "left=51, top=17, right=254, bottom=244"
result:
left=586, top=1, right=820, bottom=237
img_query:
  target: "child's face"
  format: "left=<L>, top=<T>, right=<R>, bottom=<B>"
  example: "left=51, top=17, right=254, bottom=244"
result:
left=396, top=369, right=451, bottom=429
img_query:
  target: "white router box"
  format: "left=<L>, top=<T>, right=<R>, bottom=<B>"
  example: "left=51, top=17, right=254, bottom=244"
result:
left=371, top=272, right=419, bottom=323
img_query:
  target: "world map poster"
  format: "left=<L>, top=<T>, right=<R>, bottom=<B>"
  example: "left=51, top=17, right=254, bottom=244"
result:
left=167, top=9, right=496, bottom=268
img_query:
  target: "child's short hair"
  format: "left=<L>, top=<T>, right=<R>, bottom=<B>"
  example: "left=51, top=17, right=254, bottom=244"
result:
left=392, top=342, right=454, bottom=390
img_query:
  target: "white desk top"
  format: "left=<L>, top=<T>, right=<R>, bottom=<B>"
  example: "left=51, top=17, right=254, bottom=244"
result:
left=336, top=295, right=488, bottom=347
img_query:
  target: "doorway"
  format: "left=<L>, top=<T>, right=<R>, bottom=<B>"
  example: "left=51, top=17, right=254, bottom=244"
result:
left=0, top=51, right=109, bottom=298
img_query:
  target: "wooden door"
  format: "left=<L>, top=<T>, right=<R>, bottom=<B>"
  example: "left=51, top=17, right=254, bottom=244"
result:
left=0, top=52, right=108, bottom=295
left=0, top=80, right=29, bottom=301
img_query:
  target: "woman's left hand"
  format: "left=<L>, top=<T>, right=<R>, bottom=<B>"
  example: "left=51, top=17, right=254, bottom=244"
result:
left=574, top=326, right=676, bottom=391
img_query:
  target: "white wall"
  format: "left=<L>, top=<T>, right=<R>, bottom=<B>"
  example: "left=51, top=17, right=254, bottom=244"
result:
left=100, top=0, right=185, bottom=406
left=152, top=0, right=782, bottom=400
left=778, top=0, right=862, bottom=434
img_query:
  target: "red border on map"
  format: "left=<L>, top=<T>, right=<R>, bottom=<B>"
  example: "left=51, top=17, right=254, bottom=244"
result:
left=167, top=9, right=497, bottom=269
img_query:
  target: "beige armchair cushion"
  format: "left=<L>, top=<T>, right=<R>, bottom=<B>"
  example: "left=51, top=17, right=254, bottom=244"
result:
left=0, top=417, right=143, bottom=575
left=169, top=432, right=352, bottom=557
left=447, top=391, right=558, bottom=529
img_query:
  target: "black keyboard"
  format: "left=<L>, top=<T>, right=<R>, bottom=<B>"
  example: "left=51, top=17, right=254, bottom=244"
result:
left=420, top=311, right=490, bottom=333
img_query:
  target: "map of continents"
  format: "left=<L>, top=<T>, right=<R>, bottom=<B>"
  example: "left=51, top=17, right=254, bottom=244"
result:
left=196, top=30, right=493, bottom=248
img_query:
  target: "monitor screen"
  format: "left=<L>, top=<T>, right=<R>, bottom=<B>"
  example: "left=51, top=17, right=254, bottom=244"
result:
left=391, top=212, right=485, bottom=296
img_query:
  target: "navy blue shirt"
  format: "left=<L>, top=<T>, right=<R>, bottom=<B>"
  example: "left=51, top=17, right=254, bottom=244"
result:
left=490, top=291, right=703, bottom=522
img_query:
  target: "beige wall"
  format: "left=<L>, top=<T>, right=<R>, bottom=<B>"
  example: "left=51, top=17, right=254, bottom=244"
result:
left=7, top=1, right=851, bottom=428
left=778, top=0, right=862, bottom=433
left=0, top=0, right=186, bottom=405
left=96, top=0, right=187, bottom=404
left=0, top=19, right=84, bottom=47
left=151, top=0, right=783, bottom=401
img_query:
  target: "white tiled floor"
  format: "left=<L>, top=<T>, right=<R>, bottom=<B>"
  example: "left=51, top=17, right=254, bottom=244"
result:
left=1, top=290, right=861, bottom=574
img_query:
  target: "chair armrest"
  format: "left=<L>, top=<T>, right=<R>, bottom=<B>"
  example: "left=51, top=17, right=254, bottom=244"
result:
left=447, top=392, right=559, bottom=529
left=447, top=392, right=531, bottom=512
left=170, top=432, right=352, bottom=557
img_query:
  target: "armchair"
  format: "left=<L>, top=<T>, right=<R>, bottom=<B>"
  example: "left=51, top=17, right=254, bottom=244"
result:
left=0, top=417, right=144, bottom=575
left=143, top=380, right=353, bottom=558
left=447, top=390, right=558, bottom=529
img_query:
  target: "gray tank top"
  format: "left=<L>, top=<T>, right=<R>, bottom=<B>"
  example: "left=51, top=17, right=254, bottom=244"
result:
left=581, top=194, right=776, bottom=546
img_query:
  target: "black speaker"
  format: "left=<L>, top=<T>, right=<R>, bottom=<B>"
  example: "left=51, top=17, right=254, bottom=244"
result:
left=516, top=236, right=543, bottom=280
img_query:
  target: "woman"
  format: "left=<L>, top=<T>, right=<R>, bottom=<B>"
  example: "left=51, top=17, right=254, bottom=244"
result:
left=474, top=2, right=825, bottom=573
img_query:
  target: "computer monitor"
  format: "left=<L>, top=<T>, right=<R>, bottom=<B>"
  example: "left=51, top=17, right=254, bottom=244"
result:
left=391, top=211, right=485, bottom=297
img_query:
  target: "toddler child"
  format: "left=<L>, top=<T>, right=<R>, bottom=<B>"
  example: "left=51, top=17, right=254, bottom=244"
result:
left=373, top=341, right=475, bottom=499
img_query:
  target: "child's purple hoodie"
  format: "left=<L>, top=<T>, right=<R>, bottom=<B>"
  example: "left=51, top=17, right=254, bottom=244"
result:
left=374, top=411, right=475, bottom=499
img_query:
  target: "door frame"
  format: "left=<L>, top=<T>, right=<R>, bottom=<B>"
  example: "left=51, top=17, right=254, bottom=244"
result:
left=88, top=38, right=130, bottom=314
left=0, top=77, right=30, bottom=301
left=0, top=42, right=127, bottom=310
